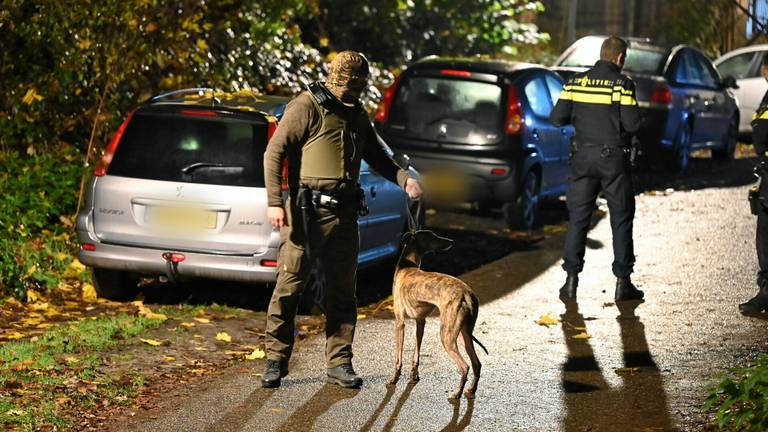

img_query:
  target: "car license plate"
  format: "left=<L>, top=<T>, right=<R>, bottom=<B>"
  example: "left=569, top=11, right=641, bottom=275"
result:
left=148, top=207, right=217, bottom=230
left=422, top=170, right=469, bottom=201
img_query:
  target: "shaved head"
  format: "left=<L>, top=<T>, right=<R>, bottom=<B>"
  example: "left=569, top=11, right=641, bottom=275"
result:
left=600, top=36, right=628, bottom=63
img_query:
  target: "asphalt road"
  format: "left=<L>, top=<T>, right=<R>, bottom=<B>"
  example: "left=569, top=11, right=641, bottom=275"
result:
left=115, top=158, right=768, bottom=432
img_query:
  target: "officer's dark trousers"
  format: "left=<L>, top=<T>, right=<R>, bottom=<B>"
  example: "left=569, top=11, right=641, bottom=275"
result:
left=757, top=202, right=768, bottom=286
left=563, top=145, right=635, bottom=277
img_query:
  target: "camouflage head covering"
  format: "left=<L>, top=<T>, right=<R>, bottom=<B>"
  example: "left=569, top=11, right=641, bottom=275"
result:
left=325, top=50, right=370, bottom=103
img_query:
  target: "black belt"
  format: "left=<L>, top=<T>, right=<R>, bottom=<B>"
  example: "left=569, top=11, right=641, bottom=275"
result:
left=306, top=186, right=369, bottom=216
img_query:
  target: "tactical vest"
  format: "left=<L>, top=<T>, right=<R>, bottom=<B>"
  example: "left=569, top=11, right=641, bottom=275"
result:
left=300, top=93, right=364, bottom=182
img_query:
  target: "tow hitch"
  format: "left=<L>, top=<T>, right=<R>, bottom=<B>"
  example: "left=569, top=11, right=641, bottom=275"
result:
left=161, top=252, right=185, bottom=284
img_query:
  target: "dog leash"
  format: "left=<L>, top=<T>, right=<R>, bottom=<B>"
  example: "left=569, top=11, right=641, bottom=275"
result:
left=404, top=199, right=422, bottom=233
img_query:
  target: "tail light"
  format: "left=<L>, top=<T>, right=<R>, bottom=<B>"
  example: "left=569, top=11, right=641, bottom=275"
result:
left=180, top=109, right=218, bottom=117
left=440, top=69, right=472, bottom=78
left=504, top=85, right=524, bottom=135
left=94, top=110, right=136, bottom=177
left=81, top=243, right=96, bottom=251
left=374, top=75, right=402, bottom=123
left=651, top=85, right=672, bottom=105
left=260, top=259, right=278, bottom=267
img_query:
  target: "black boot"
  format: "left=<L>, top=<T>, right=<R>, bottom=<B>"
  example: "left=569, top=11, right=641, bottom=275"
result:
left=559, top=273, right=579, bottom=299
left=615, top=277, right=644, bottom=301
left=326, top=363, right=363, bottom=388
left=260, top=359, right=288, bottom=388
left=739, top=283, right=768, bottom=314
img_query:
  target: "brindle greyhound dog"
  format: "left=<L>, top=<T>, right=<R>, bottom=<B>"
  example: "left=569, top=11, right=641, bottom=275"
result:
left=387, top=230, right=488, bottom=399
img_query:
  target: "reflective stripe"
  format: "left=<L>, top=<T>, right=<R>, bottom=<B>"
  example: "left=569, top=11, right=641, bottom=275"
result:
left=760, top=110, right=768, bottom=120
left=620, top=95, right=637, bottom=105
left=564, top=85, right=612, bottom=94
left=569, top=92, right=613, bottom=104
left=559, top=90, right=573, bottom=101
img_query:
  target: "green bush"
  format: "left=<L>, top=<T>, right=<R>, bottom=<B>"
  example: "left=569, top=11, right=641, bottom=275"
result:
left=0, top=146, right=82, bottom=299
left=705, top=354, right=768, bottom=430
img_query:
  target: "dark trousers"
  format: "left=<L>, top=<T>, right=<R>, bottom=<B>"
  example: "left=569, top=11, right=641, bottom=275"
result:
left=563, top=146, right=635, bottom=277
left=757, top=201, right=768, bottom=286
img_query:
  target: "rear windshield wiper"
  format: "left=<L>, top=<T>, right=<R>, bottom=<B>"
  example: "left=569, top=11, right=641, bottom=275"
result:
left=181, top=162, right=244, bottom=174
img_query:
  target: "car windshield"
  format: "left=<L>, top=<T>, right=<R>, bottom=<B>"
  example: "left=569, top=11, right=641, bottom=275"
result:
left=108, top=112, right=268, bottom=187
left=387, top=76, right=503, bottom=145
left=561, top=38, right=666, bottom=75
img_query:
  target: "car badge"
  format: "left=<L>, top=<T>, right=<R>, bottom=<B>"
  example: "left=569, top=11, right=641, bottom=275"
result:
left=438, top=124, right=448, bottom=137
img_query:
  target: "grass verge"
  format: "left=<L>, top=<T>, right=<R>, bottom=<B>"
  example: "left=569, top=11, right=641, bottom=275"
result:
left=0, top=314, right=165, bottom=431
left=704, top=354, right=768, bottom=431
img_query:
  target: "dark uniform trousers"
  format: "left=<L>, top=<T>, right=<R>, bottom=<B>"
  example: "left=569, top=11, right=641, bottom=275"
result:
left=758, top=190, right=768, bottom=288
left=265, top=196, right=359, bottom=368
left=563, top=145, right=635, bottom=278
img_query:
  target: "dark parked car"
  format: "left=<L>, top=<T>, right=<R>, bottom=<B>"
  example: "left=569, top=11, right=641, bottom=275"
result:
left=77, top=89, right=411, bottom=306
left=375, top=57, right=574, bottom=229
left=553, top=36, right=740, bottom=171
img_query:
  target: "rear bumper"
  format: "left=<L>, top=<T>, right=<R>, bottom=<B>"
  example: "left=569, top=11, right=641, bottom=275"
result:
left=405, top=151, right=520, bottom=203
left=77, top=240, right=279, bottom=283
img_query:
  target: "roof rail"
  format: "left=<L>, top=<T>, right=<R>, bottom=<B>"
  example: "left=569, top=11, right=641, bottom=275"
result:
left=149, top=88, right=218, bottom=102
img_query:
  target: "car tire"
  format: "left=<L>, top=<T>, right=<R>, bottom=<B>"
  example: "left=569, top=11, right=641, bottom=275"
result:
left=503, top=170, right=540, bottom=230
left=91, top=268, right=139, bottom=301
left=712, top=114, right=738, bottom=162
left=666, top=121, right=692, bottom=172
left=298, top=264, right=325, bottom=314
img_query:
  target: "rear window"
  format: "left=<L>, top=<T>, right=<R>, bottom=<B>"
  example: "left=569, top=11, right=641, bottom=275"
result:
left=108, top=112, right=268, bottom=187
left=387, top=76, right=502, bottom=145
left=561, top=38, right=666, bottom=75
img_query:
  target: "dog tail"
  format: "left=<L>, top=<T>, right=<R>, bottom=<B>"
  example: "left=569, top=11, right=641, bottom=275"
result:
left=463, top=291, right=489, bottom=355
left=472, top=335, right=489, bottom=355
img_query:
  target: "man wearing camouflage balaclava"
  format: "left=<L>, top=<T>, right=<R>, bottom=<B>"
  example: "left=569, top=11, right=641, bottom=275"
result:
left=261, top=50, right=422, bottom=389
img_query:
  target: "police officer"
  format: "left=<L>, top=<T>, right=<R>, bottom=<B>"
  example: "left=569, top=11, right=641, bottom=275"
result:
left=261, top=51, right=422, bottom=388
left=550, top=36, right=644, bottom=301
left=740, top=55, right=768, bottom=314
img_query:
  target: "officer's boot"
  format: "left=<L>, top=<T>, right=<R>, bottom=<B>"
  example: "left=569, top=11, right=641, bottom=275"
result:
left=615, top=276, right=644, bottom=301
left=260, top=359, right=288, bottom=388
left=739, top=281, right=768, bottom=314
left=559, top=273, right=579, bottom=299
left=326, top=363, right=363, bottom=388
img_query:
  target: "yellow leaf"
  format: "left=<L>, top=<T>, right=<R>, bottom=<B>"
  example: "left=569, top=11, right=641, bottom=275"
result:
left=245, top=348, right=266, bottom=360
left=180, top=322, right=196, bottom=328
left=6, top=408, right=26, bottom=416
left=319, top=37, right=329, bottom=47
left=196, top=39, right=208, bottom=51
left=542, top=224, right=567, bottom=234
left=615, top=367, right=640, bottom=375
left=25, top=265, right=37, bottom=277
left=64, top=356, right=79, bottom=364
left=140, top=338, right=163, bottom=347
left=215, top=332, right=232, bottom=343
left=77, top=39, right=92, bottom=50
left=22, top=88, right=43, bottom=105
left=357, top=314, right=367, bottom=319
left=535, top=313, right=560, bottom=327
left=3, top=331, right=25, bottom=340
left=163, top=356, right=176, bottom=362
left=572, top=331, right=591, bottom=340
left=81, top=283, right=98, bottom=302
left=189, top=368, right=206, bottom=376
left=26, top=288, right=41, bottom=303
left=193, top=318, right=210, bottom=324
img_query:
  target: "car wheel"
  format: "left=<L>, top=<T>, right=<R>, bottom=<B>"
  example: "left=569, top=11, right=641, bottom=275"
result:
left=667, top=121, right=692, bottom=172
left=712, top=114, right=738, bottom=162
left=91, top=268, right=139, bottom=301
left=298, top=264, right=325, bottom=314
left=503, top=170, right=540, bottom=230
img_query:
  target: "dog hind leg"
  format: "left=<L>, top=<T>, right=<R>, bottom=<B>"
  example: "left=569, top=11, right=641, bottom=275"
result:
left=410, top=318, right=425, bottom=382
left=461, top=323, right=481, bottom=398
left=388, top=319, right=405, bottom=385
left=441, top=320, right=468, bottom=400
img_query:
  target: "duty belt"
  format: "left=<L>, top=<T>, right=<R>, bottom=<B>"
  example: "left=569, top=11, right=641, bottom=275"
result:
left=308, top=187, right=369, bottom=216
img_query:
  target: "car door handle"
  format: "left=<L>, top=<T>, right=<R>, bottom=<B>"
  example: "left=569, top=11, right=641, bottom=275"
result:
left=532, top=128, right=540, bottom=140
left=369, top=186, right=376, bottom=198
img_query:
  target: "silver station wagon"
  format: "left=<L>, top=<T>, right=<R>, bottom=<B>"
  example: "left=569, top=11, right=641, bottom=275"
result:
left=77, top=89, right=411, bottom=303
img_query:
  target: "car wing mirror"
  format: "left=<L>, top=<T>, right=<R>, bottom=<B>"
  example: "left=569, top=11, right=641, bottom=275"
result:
left=721, top=75, right=739, bottom=90
left=393, top=153, right=411, bottom=170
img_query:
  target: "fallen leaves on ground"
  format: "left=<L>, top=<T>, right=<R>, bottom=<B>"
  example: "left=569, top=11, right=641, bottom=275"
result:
left=572, top=331, right=591, bottom=340
left=215, top=332, right=232, bottom=343
left=615, top=367, right=640, bottom=375
left=140, top=338, right=164, bottom=347
left=535, top=313, right=560, bottom=327
left=193, top=317, right=211, bottom=324
left=132, top=301, right=167, bottom=321
left=81, top=284, right=98, bottom=302
left=245, top=348, right=266, bottom=360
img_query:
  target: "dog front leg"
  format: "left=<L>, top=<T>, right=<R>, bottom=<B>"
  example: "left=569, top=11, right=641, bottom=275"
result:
left=388, top=319, right=405, bottom=385
left=410, top=318, right=425, bottom=382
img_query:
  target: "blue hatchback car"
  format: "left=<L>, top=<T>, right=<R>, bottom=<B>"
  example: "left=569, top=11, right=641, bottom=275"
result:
left=553, top=36, right=740, bottom=171
left=375, top=57, right=574, bottom=229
